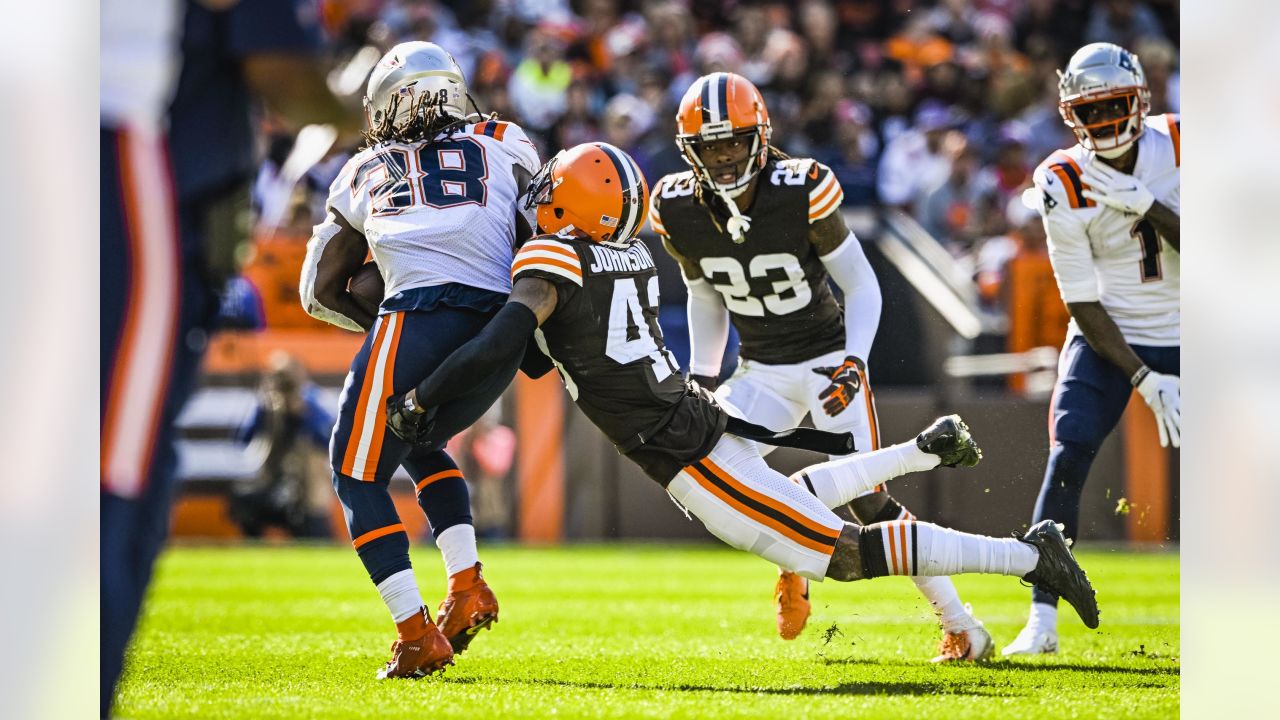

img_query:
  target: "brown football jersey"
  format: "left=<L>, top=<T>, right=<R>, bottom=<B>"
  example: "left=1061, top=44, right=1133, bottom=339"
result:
left=511, top=235, right=728, bottom=484
left=652, top=157, right=851, bottom=365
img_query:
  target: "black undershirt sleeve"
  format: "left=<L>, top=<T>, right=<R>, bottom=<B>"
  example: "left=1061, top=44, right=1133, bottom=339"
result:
left=414, top=302, right=540, bottom=408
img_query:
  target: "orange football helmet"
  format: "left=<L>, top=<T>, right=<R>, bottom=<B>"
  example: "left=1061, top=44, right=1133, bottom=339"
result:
left=526, top=142, right=649, bottom=247
left=675, top=72, right=772, bottom=198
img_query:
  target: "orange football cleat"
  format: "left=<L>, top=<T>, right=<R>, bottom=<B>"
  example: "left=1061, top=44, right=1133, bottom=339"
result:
left=774, top=569, right=810, bottom=640
left=436, top=563, right=499, bottom=654
left=376, top=607, right=454, bottom=679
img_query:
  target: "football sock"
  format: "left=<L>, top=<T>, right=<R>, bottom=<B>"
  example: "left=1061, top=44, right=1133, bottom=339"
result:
left=795, top=442, right=939, bottom=510
left=859, top=521, right=1039, bottom=578
left=436, top=523, right=479, bottom=579
left=1031, top=440, right=1094, bottom=605
left=914, top=576, right=972, bottom=632
left=377, top=569, right=427, bottom=624
left=841, top=494, right=973, bottom=631
left=1029, top=600, right=1059, bottom=629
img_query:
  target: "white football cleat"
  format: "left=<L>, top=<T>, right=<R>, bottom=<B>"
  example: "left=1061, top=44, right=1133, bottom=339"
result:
left=932, top=607, right=994, bottom=663
left=932, top=624, right=994, bottom=663
left=1000, top=622, right=1059, bottom=656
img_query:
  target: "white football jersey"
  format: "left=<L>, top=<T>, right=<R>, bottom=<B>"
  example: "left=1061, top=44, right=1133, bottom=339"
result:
left=1032, top=113, right=1181, bottom=346
left=324, top=120, right=541, bottom=298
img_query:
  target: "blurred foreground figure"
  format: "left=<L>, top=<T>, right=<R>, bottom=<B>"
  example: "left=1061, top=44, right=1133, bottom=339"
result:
left=101, top=0, right=356, bottom=714
left=1004, top=42, right=1180, bottom=657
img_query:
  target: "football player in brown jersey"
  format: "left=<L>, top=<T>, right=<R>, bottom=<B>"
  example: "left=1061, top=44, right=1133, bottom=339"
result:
left=383, top=143, right=1100, bottom=648
left=649, top=72, right=993, bottom=661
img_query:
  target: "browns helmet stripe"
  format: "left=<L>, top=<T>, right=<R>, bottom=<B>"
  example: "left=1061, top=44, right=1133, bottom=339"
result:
left=699, top=75, right=712, bottom=123
left=715, top=72, right=728, bottom=123
left=597, top=143, right=642, bottom=242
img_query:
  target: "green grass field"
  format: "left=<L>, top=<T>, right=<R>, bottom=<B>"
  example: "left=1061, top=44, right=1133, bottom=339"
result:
left=116, top=543, right=1178, bottom=719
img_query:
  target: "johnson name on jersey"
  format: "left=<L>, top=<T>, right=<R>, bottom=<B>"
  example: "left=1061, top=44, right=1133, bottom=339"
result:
left=1031, top=113, right=1180, bottom=346
left=323, top=119, right=541, bottom=301
left=651, top=157, right=846, bottom=364
left=512, top=234, right=727, bottom=483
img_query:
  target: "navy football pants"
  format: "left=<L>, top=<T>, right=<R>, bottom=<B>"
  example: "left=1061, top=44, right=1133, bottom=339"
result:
left=101, top=126, right=220, bottom=716
left=329, top=307, right=521, bottom=585
left=1031, top=335, right=1179, bottom=605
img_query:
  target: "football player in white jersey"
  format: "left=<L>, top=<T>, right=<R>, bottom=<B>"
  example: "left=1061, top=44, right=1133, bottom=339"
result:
left=1003, top=42, right=1180, bottom=656
left=299, top=42, right=543, bottom=678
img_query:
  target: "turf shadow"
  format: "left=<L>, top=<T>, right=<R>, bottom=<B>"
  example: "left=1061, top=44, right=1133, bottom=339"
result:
left=817, top=657, right=1179, bottom=678
left=443, top=675, right=1006, bottom=697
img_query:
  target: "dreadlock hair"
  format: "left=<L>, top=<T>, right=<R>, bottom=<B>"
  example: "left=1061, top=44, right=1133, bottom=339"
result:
left=691, top=145, right=791, bottom=235
left=361, top=91, right=493, bottom=150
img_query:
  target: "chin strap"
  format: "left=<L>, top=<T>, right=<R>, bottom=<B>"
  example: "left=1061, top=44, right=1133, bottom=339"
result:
left=716, top=186, right=752, bottom=244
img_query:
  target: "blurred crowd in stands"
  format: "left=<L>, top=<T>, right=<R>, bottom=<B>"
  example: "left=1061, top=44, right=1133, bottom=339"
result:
left=244, top=0, right=1179, bottom=348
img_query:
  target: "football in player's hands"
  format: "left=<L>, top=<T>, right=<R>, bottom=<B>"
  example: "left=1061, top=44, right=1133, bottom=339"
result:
left=349, top=261, right=384, bottom=316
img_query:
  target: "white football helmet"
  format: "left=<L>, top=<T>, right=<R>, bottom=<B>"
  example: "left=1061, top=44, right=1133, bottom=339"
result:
left=364, top=42, right=468, bottom=134
left=1057, top=42, right=1151, bottom=158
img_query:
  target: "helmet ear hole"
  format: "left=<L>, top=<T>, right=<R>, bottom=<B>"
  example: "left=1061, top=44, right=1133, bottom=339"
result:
left=554, top=207, right=565, bottom=219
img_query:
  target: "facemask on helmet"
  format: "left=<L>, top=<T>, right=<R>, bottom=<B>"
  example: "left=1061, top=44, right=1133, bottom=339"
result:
left=675, top=72, right=772, bottom=199
left=1058, top=42, right=1151, bottom=158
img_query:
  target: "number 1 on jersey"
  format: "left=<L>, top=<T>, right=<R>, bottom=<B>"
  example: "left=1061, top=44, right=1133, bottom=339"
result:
left=1132, top=218, right=1163, bottom=282
left=605, top=276, right=678, bottom=382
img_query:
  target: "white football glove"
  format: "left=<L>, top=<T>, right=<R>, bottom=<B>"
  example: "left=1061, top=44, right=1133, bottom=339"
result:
left=1135, top=368, right=1180, bottom=448
left=1080, top=161, right=1155, bottom=216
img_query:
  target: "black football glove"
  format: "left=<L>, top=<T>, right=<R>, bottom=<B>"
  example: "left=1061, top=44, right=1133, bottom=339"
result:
left=691, top=373, right=720, bottom=392
left=385, top=392, right=436, bottom=445
left=812, top=356, right=865, bottom=417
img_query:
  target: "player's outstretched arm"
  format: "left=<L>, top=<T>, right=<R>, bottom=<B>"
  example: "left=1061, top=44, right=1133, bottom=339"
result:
left=410, top=278, right=557, bottom=410
left=300, top=209, right=376, bottom=331
left=663, top=238, right=729, bottom=390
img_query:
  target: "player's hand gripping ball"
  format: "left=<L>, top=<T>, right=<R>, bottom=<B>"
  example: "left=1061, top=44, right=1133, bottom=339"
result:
left=349, top=261, right=384, bottom=316
left=813, top=355, right=866, bottom=417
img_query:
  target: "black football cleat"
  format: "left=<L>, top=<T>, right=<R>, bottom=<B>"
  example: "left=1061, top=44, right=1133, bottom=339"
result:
left=1018, top=520, right=1100, bottom=629
left=916, top=415, right=982, bottom=468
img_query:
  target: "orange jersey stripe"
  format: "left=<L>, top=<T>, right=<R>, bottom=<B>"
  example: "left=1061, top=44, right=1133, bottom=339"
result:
left=702, top=459, right=840, bottom=541
left=809, top=176, right=839, bottom=209
left=352, top=522, right=407, bottom=549
left=342, top=316, right=391, bottom=478
left=416, top=468, right=464, bottom=494
left=512, top=255, right=583, bottom=279
left=1048, top=165, right=1082, bottom=208
left=491, top=121, right=507, bottom=141
left=517, top=242, right=580, bottom=264
left=1167, top=114, right=1180, bottom=166
left=685, top=465, right=837, bottom=555
left=809, top=188, right=843, bottom=221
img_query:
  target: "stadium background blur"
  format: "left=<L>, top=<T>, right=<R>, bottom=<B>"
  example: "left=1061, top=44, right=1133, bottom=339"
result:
left=175, top=0, right=1180, bottom=547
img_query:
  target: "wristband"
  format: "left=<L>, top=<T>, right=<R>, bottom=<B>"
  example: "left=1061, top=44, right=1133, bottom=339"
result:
left=1130, top=365, right=1151, bottom=388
